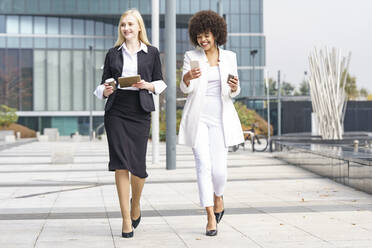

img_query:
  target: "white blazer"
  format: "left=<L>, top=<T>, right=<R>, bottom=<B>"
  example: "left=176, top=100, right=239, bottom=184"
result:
left=178, top=48, right=244, bottom=148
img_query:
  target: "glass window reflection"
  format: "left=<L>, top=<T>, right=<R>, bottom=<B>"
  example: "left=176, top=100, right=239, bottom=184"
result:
left=6, top=16, right=19, bottom=34
left=0, top=15, right=5, bottom=33
left=47, top=17, right=59, bottom=34
left=73, top=19, right=84, bottom=35
left=20, top=16, right=33, bottom=34
left=34, top=17, right=46, bottom=34
left=60, top=18, right=72, bottom=34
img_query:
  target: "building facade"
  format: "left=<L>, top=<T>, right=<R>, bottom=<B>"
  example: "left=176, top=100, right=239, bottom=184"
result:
left=0, top=0, right=265, bottom=135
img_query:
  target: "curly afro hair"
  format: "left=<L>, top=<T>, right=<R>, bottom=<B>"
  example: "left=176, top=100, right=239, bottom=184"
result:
left=188, top=10, right=227, bottom=47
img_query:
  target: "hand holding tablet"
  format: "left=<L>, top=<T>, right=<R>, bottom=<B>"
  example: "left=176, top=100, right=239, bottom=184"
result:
left=118, top=75, right=141, bottom=88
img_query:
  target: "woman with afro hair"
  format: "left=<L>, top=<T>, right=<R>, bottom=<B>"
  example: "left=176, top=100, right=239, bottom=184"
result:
left=178, top=10, right=244, bottom=236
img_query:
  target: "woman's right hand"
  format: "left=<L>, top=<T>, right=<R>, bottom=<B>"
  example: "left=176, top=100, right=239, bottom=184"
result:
left=103, top=83, right=114, bottom=97
left=183, top=68, right=201, bottom=86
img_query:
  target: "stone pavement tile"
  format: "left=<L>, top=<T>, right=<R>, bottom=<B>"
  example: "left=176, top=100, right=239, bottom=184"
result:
left=330, top=240, right=372, bottom=247
left=35, top=240, right=114, bottom=248
left=53, top=186, right=104, bottom=208
left=35, top=219, right=113, bottom=247
left=110, top=217, right=188, bottom=248
left=2, top=187, right=60, bottom=209
left=222, top=214, right=322, bottom=244
left=259, top=241, right=334, bottom=248
left=269, top=211, right=372, bottom=235
left=278, top=217, right=372, bottom=242
left=0, top=220, right=44, bottom=246
left=163, top=215, right=263, bottom=248
left=324, top=210, right=372, bottom=230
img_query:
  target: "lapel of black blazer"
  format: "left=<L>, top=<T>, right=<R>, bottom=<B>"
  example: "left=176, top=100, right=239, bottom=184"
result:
left=116, top=48, right=124, bottom=79
left=137, top=50, right=145, bottom=80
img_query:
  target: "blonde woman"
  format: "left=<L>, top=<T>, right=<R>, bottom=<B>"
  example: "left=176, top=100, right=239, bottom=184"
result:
left=179, top=10, right=244, bottom=236
left=94, top=9, right=166, bottom=238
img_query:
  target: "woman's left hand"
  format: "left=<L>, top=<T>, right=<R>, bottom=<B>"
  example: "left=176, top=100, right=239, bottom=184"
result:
left=132, top=80, right=155, bottom=92
left=228, top=76, right=238, bottom=92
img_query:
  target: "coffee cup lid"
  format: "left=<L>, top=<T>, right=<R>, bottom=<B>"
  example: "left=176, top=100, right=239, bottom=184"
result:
left=105, top=78, right=115, bottom=83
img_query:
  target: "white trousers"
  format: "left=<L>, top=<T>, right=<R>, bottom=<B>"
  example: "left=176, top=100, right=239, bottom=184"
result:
left=192, top=96, right=228, bottom=207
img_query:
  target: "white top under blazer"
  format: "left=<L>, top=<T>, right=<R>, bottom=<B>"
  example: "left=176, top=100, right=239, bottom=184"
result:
left=178, top=48, right=244, bottom=148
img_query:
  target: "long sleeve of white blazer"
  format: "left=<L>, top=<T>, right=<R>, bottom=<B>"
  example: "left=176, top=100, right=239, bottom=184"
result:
left=178, top=48, right=244, bottom=148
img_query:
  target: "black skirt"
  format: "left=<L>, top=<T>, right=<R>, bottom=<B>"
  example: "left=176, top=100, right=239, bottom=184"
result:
left=104, top=90, right=151, bottom=178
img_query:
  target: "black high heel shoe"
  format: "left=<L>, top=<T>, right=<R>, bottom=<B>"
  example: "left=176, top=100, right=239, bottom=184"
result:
left=214, top=196, right=224, bottom=223
left=130, top=198, right=141, bottom=229
left=214, top=210, right=224, bottom=223
left=206, top=224, right=218, bottom=236
left=122, top=229, right=134, bottom=238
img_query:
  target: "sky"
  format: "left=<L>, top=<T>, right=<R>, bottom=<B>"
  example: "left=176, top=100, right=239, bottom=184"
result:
left=264, top=0, right=372, bottom=92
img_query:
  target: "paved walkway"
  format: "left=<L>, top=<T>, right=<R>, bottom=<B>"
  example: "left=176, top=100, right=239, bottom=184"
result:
left=0, top=141, right=372, bottom=248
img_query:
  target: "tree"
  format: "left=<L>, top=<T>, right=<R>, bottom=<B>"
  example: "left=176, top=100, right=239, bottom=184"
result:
left=264, top=78, right=295, bottom=96
left=341, top=71, right=358, bottom=100
left=281, top=81, right=295, bottom=96
left=359, top=88, right=369, bottom=99
left=297, top=80, right=310, bottom=96
left=264, top=78, right=277, bottom=96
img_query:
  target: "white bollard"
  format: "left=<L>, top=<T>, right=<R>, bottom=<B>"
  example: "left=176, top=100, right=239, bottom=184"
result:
left=51, top=143, right=75, bottom=164
left=4, top=135, right=16, bottom=143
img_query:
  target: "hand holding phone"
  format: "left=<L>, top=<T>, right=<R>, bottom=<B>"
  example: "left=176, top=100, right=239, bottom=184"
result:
left=227, top=74, right=235, bottom=84
left=190, top=60, right=199, bottom=69
left=187, top=60, right=201, bottom=81
left=227, top=74, right=238, bottom=92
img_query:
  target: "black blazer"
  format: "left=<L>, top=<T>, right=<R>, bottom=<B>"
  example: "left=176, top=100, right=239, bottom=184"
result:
left=101, top=45, right=163, bottom=112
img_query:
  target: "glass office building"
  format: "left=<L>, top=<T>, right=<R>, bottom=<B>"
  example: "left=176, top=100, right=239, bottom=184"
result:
left=0, top=0, right=265, bottom=135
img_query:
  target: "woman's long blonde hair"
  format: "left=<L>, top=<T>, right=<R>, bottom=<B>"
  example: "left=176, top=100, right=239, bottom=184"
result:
left=114, top=9, right=151, bottom=47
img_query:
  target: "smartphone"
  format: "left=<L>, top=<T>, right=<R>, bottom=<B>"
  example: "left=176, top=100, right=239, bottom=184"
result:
left=190, top=60, right=200, bottom=69
left=227, top=74, right=235, bottom=84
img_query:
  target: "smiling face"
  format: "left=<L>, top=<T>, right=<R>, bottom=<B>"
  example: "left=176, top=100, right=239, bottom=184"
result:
left=120, top=14, right=141, bottom=42
left=196, top=31, right=216, bottom=52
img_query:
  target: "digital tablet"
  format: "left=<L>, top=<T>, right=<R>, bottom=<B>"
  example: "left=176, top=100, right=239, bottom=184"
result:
left=118, top=75, right=141, bottom=88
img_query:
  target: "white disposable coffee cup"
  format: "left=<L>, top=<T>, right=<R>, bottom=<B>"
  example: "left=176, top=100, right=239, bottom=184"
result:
left=105, top=78, right=115, bottom=84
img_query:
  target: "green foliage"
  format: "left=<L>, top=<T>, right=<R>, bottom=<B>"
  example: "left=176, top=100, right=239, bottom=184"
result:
left=264, top=78, right=296, bottom=96
left=296, top=80, right=310, bottom=96
left=281, top=82, right=295, bottom=96
left=155, top=109, right=183, bottom=142
left=234, top=101, right=273, bottom=135
left=234, top=101, right=255, bottom=127
left=359, top=88, right=369, bottom=98
left=0, top=105, right=18, bottom=127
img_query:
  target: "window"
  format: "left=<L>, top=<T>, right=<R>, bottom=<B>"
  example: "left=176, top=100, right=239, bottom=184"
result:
left=60, top=51, right=72, bottom=110
left=73, top=19, right=84, bottom=35
left=33, top=50, right=46, bottom=110
left=0, top=15, right=6, bottom=33
left=60, top=18, right=72, bottom=35
left=47, top=17, right=59, bottom=34
left=46, top=50, right=59, bottom=110
left=6, top=16, right=19, bottom=34
left=72, top=51, right=84, bottom=110
left=20, top=16, right=33, bottom=34
left=34, top=17, right=46, bottom=34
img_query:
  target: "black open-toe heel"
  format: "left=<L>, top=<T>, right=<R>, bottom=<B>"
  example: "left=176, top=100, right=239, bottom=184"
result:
left=214, top=196, right=224, bottom=223
left=130, top=198, right=141, bottom=229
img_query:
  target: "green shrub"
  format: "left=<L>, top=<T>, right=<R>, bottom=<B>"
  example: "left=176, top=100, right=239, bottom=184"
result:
left=0, top=105, right=18, bottom=128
